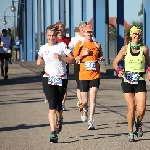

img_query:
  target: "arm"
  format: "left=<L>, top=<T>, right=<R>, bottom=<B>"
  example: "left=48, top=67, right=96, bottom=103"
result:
left=74, top=41, right=91, bottom=61
left=0, top=41, right=4, bottom=48
left=98, top=44, right=105, bottom=62
left=37, top=47, right=44, bottom=66
left=143, top=46, right=150, bottom=81
left=143, top=46, right=150, bottom=68
left=113, top=46, right=126, bottom=77
left=53, top=43, right=76, bottom=64
left=68, top=37, right=74, bottom=49
left=113, top=46, right=126, bottom=70
left=61, top=51, right=75, bottom=64
left=37, top=55, right=43, bottom=66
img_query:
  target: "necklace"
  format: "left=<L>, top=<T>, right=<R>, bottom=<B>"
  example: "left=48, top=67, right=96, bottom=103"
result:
left=130, top=42, right=142, bottom=50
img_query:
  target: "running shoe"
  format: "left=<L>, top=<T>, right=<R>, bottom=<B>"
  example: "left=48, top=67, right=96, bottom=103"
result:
left=88, top=119, right=95, bottom=130
left=56, top=121, right=62, bottom=134
left=81, top=109, right=88, bottom=122
left=134, top=121, right=143, bottom=137
left=50, top=131, right=58, bottom=143
left=127, top=132, right=135, bottom=142
left=9, top=60, right=12, bottom=64
left=62, top=104, right=66, bottom=111
left=44, top=98, right=48, bottom=103
left=1, top=72, right=4, bottom=77
left=1, top=69, right=4, bottom=77
left=4, top=75, right=8, bottom=80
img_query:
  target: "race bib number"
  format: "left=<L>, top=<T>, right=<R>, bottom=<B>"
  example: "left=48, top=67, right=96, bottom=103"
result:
left=48, top=76, right=62, bottom=86
left=124, top=72, right=140, bottom=84
left=16, top=42, right=20, bottom=45
left=85, top=61, right=96, bottom=70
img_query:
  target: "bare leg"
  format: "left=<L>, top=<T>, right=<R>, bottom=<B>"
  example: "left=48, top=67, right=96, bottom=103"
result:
left=124, top=93, right=135, bottom=132
left=80, top=91, right=88, bottom=108
left=89, top=87, right=98, bottom=119
left=1, top=61, right=4, bottom=76
left=62, top=92, right=67, bottom=104
left=48, top=109, right=57, bottom=132
left=77, top=89, right=82, bottom=103
left=135, top=92, right=146, bottom=123
left=56, top=110, right=63, bottom=122
left=17, top=51, right=19, bottom=61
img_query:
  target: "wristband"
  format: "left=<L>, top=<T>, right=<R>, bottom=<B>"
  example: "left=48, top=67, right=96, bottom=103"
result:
left=116, top=67, right=122, bottom=74
left=147, top=67, right=150, bottom=73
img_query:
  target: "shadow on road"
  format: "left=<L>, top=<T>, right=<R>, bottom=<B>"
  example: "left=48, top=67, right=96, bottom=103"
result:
left=0, top=124, right=49, bottom=132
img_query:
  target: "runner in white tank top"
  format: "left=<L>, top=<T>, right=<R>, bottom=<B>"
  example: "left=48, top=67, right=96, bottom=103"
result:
left=37, top=25, right=75, bottom=143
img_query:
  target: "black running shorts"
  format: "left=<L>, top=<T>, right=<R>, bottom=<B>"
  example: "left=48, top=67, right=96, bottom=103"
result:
left=74, top=64, right=80, bottom=89
left=79, top=78, right=100, bottom=92
left=0, top=53, right=9, bottom=61
left=121, top=79, right=146, bottom=93
left=42, top=77, right=66, bottom=111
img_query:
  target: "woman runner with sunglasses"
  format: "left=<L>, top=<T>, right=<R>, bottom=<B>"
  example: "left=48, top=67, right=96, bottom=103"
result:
left=113, top=26, right=150, bottom=142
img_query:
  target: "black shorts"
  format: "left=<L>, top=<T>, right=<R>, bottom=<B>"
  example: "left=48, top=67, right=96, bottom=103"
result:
left=66, top=64, right=69, bottom=76
left=42, top=77, right=65, bottom=111
left=62, top=79, right=68, bottom=95
left=121, top=79, right=146, bottom=93
left=79, top=78, right=100, bottom=92
left=74, top=64, right=80, bottom=89
left=0, top=53, right=9, bottom=61
left=76, top=80, right=80, bottom=89
left=15, top=48, right=20, bottom=51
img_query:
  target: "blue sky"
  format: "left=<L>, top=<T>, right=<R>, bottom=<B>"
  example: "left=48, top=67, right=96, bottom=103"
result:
left=0, top=0, right=142, bottom=31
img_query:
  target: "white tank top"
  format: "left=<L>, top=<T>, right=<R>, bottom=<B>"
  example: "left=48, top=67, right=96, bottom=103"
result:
left=38, top=42, right=72, bottom=79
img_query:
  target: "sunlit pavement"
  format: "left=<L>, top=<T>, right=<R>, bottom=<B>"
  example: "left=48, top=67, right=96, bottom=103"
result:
left=0, top=62, right=150, bottom=150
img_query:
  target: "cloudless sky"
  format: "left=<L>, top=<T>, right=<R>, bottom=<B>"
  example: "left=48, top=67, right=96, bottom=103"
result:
left=0, top=0, right=142, bottom=31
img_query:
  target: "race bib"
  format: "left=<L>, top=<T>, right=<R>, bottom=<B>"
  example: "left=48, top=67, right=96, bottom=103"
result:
left=48, top=76, right=62, bottom=86
left=124, top=72, right=140, bottom=84
left=85, top=61, right=96, bottom=70
left=16, top=42, right=20, bottom=45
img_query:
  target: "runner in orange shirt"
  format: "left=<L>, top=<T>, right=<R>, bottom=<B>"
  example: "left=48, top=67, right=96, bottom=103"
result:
left=73, top=25, right=104, bottom=130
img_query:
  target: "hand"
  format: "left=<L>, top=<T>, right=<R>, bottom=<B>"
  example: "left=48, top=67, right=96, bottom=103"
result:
left=118, top=69, right=124, bottom=77
left=147, top=72, right=150, bottom=81
left=82, top=48, right=90, bottom=56
left=75, top=56, right=80, bottom=63
left=53, top=53, right=61, bottom=60
left=69, top=46, right=73, bottom=50
left=0, top=42, right=4, bottom=47
left=99, top=56, right=105, bottom=63
left=37, top=58, right=43, bottom=66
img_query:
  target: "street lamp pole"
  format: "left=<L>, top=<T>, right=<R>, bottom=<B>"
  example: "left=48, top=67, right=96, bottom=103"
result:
left=10, top=0, right=16, bottom=39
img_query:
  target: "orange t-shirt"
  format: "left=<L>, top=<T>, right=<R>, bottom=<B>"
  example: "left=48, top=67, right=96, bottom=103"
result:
left=73, top=41, right=103, bottom=80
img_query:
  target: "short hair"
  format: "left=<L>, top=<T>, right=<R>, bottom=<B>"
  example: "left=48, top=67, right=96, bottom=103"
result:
left=2, top=29, right=7, bottom=32
left=46, top=24, right=57, bottom=35
left=79, top=21, right=87, bottom=27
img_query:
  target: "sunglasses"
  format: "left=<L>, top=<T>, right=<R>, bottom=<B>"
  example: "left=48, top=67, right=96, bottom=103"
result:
left=133, top=33, right=141, bottom=36
left=86, top=31, right=93, bottom=33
